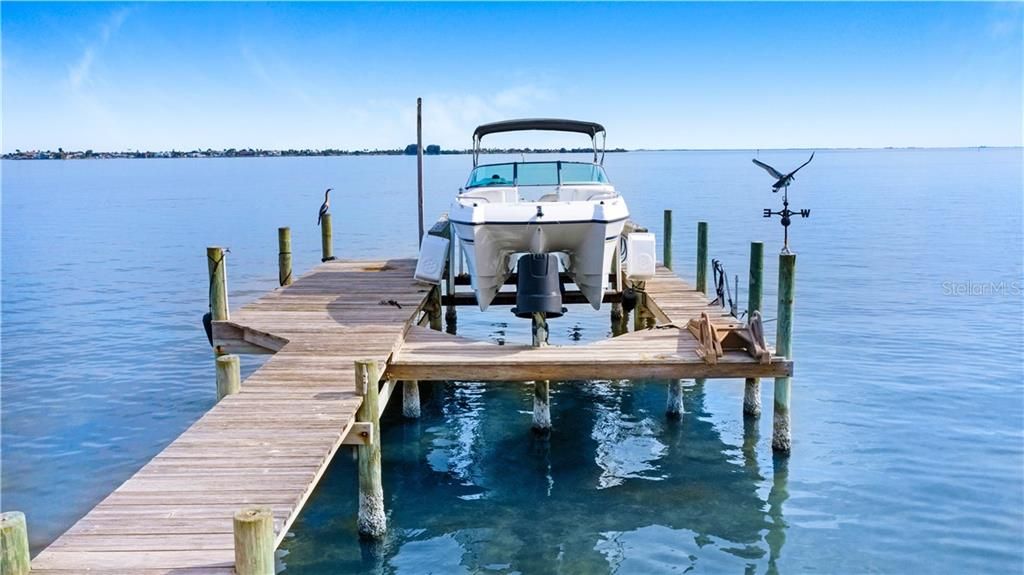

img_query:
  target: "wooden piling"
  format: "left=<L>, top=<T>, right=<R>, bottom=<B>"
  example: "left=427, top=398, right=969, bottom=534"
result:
left=402, top=380, right=421, bottom=418
left=216, top=354, right=241, bottom=401
left=773, top=253, right=796, bottom=452
left=445, top=236, right=457, bottom=329
left=207, top=246, right=229, bottom=321
left=666, top=379, right=684, bottom=418
left=355, top=359, right=386, bottom=538
left=532, top=312, right=551, bottom=433
left=696, top=221, right=708, bottom=294
left=427, top=286, right=442, bottom=332
left=0, top=511, right=30, bottom=575
left=695, top=222, right=708, bottom=387
left=417, top=97, right=425, bottom=246
left=663, top=209, right=673, bottom=270
left=744, top=241, right=764, bottom=417
left=278, top=227, right=292, bottom=286
left=320, top=213, right=335, bottom=262
left=233, top=507, right=274, bottom=575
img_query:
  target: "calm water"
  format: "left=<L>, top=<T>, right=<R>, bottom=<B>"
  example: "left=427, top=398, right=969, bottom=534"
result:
left=2, top=149, right=1022, bottom=573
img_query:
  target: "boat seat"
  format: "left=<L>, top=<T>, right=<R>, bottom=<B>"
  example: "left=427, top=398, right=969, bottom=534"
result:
left=557, top=184, right=616, bottom=202
left=538, top=193, right=560, bottom=202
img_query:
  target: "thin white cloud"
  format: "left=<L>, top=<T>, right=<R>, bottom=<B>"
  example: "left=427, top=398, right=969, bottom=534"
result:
left=67, top=8, right=130, bottom=91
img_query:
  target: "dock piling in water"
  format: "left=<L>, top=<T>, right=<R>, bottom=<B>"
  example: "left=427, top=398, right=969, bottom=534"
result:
left=402, top=380, right=421, bottom=418
left=744, top=241, right=764, bottom=417
left=216, top=354, right=241, bottom=401
left=773, top=253, right=796, bottom=452
left=207, top=246, right=229, bottom=321
left=355, top=359, right=386, bottom=538
left=0, top=511, right=30, bottom=575
left=320, top=213, right=335, bottom=262
left=663, top=209, right=673, bottom=270
left=695, top=222, right=708, bottom=388
left=666, top=380, right=685, bottom=418
left=278, top=227, right=293, bottom=286
left=233, top=507, right=274, bottom=575
left=532, top=312, right=552, bottom=433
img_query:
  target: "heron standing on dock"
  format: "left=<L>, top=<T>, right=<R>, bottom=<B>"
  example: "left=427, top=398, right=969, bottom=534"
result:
left=317, top=188, right=332, bottom=225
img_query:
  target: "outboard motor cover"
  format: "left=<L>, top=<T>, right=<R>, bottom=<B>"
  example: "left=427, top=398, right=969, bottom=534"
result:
left=512, top=253, right=563, bottom=318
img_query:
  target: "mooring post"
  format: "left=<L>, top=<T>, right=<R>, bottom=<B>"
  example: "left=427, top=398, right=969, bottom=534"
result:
left=0, top=511, right=30, bottom=575
left=208, top=246, right=229, bottom=321
left=427, top=286, right=442, bottom=332
left=663, top=209, right=673, bottom=270
left=773, top=253, right=796, bottom=452
left=320, top=213, right=335, bottom=262
left=696, top=221, right=708, bottom=294
left=233, top=507, right=274, bottom=575
left=216, top=354, right=241, bottom=401
left=402, top=380, right=421, bottom=418
left=417, top=97, right=425, bottom=247
left=444, top=236, right=457, bottom=330
left=532, top=312, right=551, bottom=433
left=355, top=359, right=386, bottom=538
left=278, top=227, right=293, bottom=286
left=744, top=241, right=764, bottom=417
left=695, top=222, right=708, bottom=387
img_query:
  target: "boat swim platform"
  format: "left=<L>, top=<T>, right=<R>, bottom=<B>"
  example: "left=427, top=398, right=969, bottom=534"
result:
left=28, top=252, right=791, bottom=572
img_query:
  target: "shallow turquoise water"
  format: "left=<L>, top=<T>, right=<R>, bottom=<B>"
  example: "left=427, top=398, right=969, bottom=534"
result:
left=2, top=149, right=1022, bottom=572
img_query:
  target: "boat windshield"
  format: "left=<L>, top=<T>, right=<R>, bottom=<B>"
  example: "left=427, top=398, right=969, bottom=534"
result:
left=466, top=162, right=609, bottom=188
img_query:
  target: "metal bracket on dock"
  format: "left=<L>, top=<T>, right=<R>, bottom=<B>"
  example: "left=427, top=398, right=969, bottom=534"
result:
left=342, top=422, right=374, bottom=446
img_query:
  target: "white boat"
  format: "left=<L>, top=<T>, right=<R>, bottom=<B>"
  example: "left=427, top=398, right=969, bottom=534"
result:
left=449, top=119, right=630, bottom=315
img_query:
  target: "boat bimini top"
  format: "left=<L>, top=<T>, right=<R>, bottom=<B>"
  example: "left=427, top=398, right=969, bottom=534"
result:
left=472, top=118, right=607, bottom=167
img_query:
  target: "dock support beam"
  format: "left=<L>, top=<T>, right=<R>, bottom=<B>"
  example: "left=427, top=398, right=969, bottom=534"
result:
left=216, top=354, right=241, bottom=401
left=445, top=237, right=457, bottom=331
left=207, top=246, right=229, bottom=356
left=402, top=380, right=421, bottom=418
left=0, top=511, right=30, bottom=575
left=532, top=312, right=551, bottom=433
left=427, top=286, right=442, bottom=332
left=278, top=227, right=293, bottom=286
left=233, top=507, right=274, bottom=575
left=773, top=253, right=796, bottom=453
left=321, top=213, right=335, bottom=262
left=744, top=241, right=764, bottom=417
left=355, top=359, right=386, bottom=538
left=695, top=222, right=708, bottom=388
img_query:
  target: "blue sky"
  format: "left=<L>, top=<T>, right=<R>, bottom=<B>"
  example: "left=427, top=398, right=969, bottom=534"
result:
left=2, top=2, right=1021, bottom=152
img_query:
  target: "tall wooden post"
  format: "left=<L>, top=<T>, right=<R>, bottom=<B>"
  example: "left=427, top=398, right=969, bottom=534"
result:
left=744, top=241, right=764, bottom=417
left=696, top=221, right=708, bottom=294
left=216, top=354, right=241, bottom=401
left=532, top=312, right=551, bottom=433
left=663, top=209, right=673, bottom=270
left=427, top=286, right=442, bottom=332
left=445, top=236, right=457, bottom=331
left=320, top=213, right=335, bottom=262
left=207, top=246, right=229, bottom=321
left=355, top=359, right=386, bottom=537
left=417, top=97, right=425, bottom=247
left=233, top=507, right=274, bottom=575
left=773, top=253, right=796, bottom=452
left=278, top=227, right=292, bottom=286
left=695, top=222, right=708, bottom=388
left=0, top=511, right=30, bottom=575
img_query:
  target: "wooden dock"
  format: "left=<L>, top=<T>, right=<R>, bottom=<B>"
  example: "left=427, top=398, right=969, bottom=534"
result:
left=17, top=216, right=797, bottom=574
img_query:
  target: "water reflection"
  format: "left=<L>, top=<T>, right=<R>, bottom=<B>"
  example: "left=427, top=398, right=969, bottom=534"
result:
left=281, top=375, right=789, bottom=573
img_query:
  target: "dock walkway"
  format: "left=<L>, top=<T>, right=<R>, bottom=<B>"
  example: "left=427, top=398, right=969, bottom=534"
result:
left=31, top=259, right=428, bottom=573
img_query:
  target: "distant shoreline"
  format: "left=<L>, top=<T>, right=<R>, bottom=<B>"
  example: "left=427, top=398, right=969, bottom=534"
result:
left=2, top=145, right=1013, bottom=160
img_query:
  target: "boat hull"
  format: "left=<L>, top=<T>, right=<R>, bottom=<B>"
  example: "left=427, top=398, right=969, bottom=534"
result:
left=450, top=197, right=629, bottom=310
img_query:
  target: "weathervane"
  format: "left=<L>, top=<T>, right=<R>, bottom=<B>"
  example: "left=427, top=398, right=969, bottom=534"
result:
left=752, top=152, right=814, bottom=254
